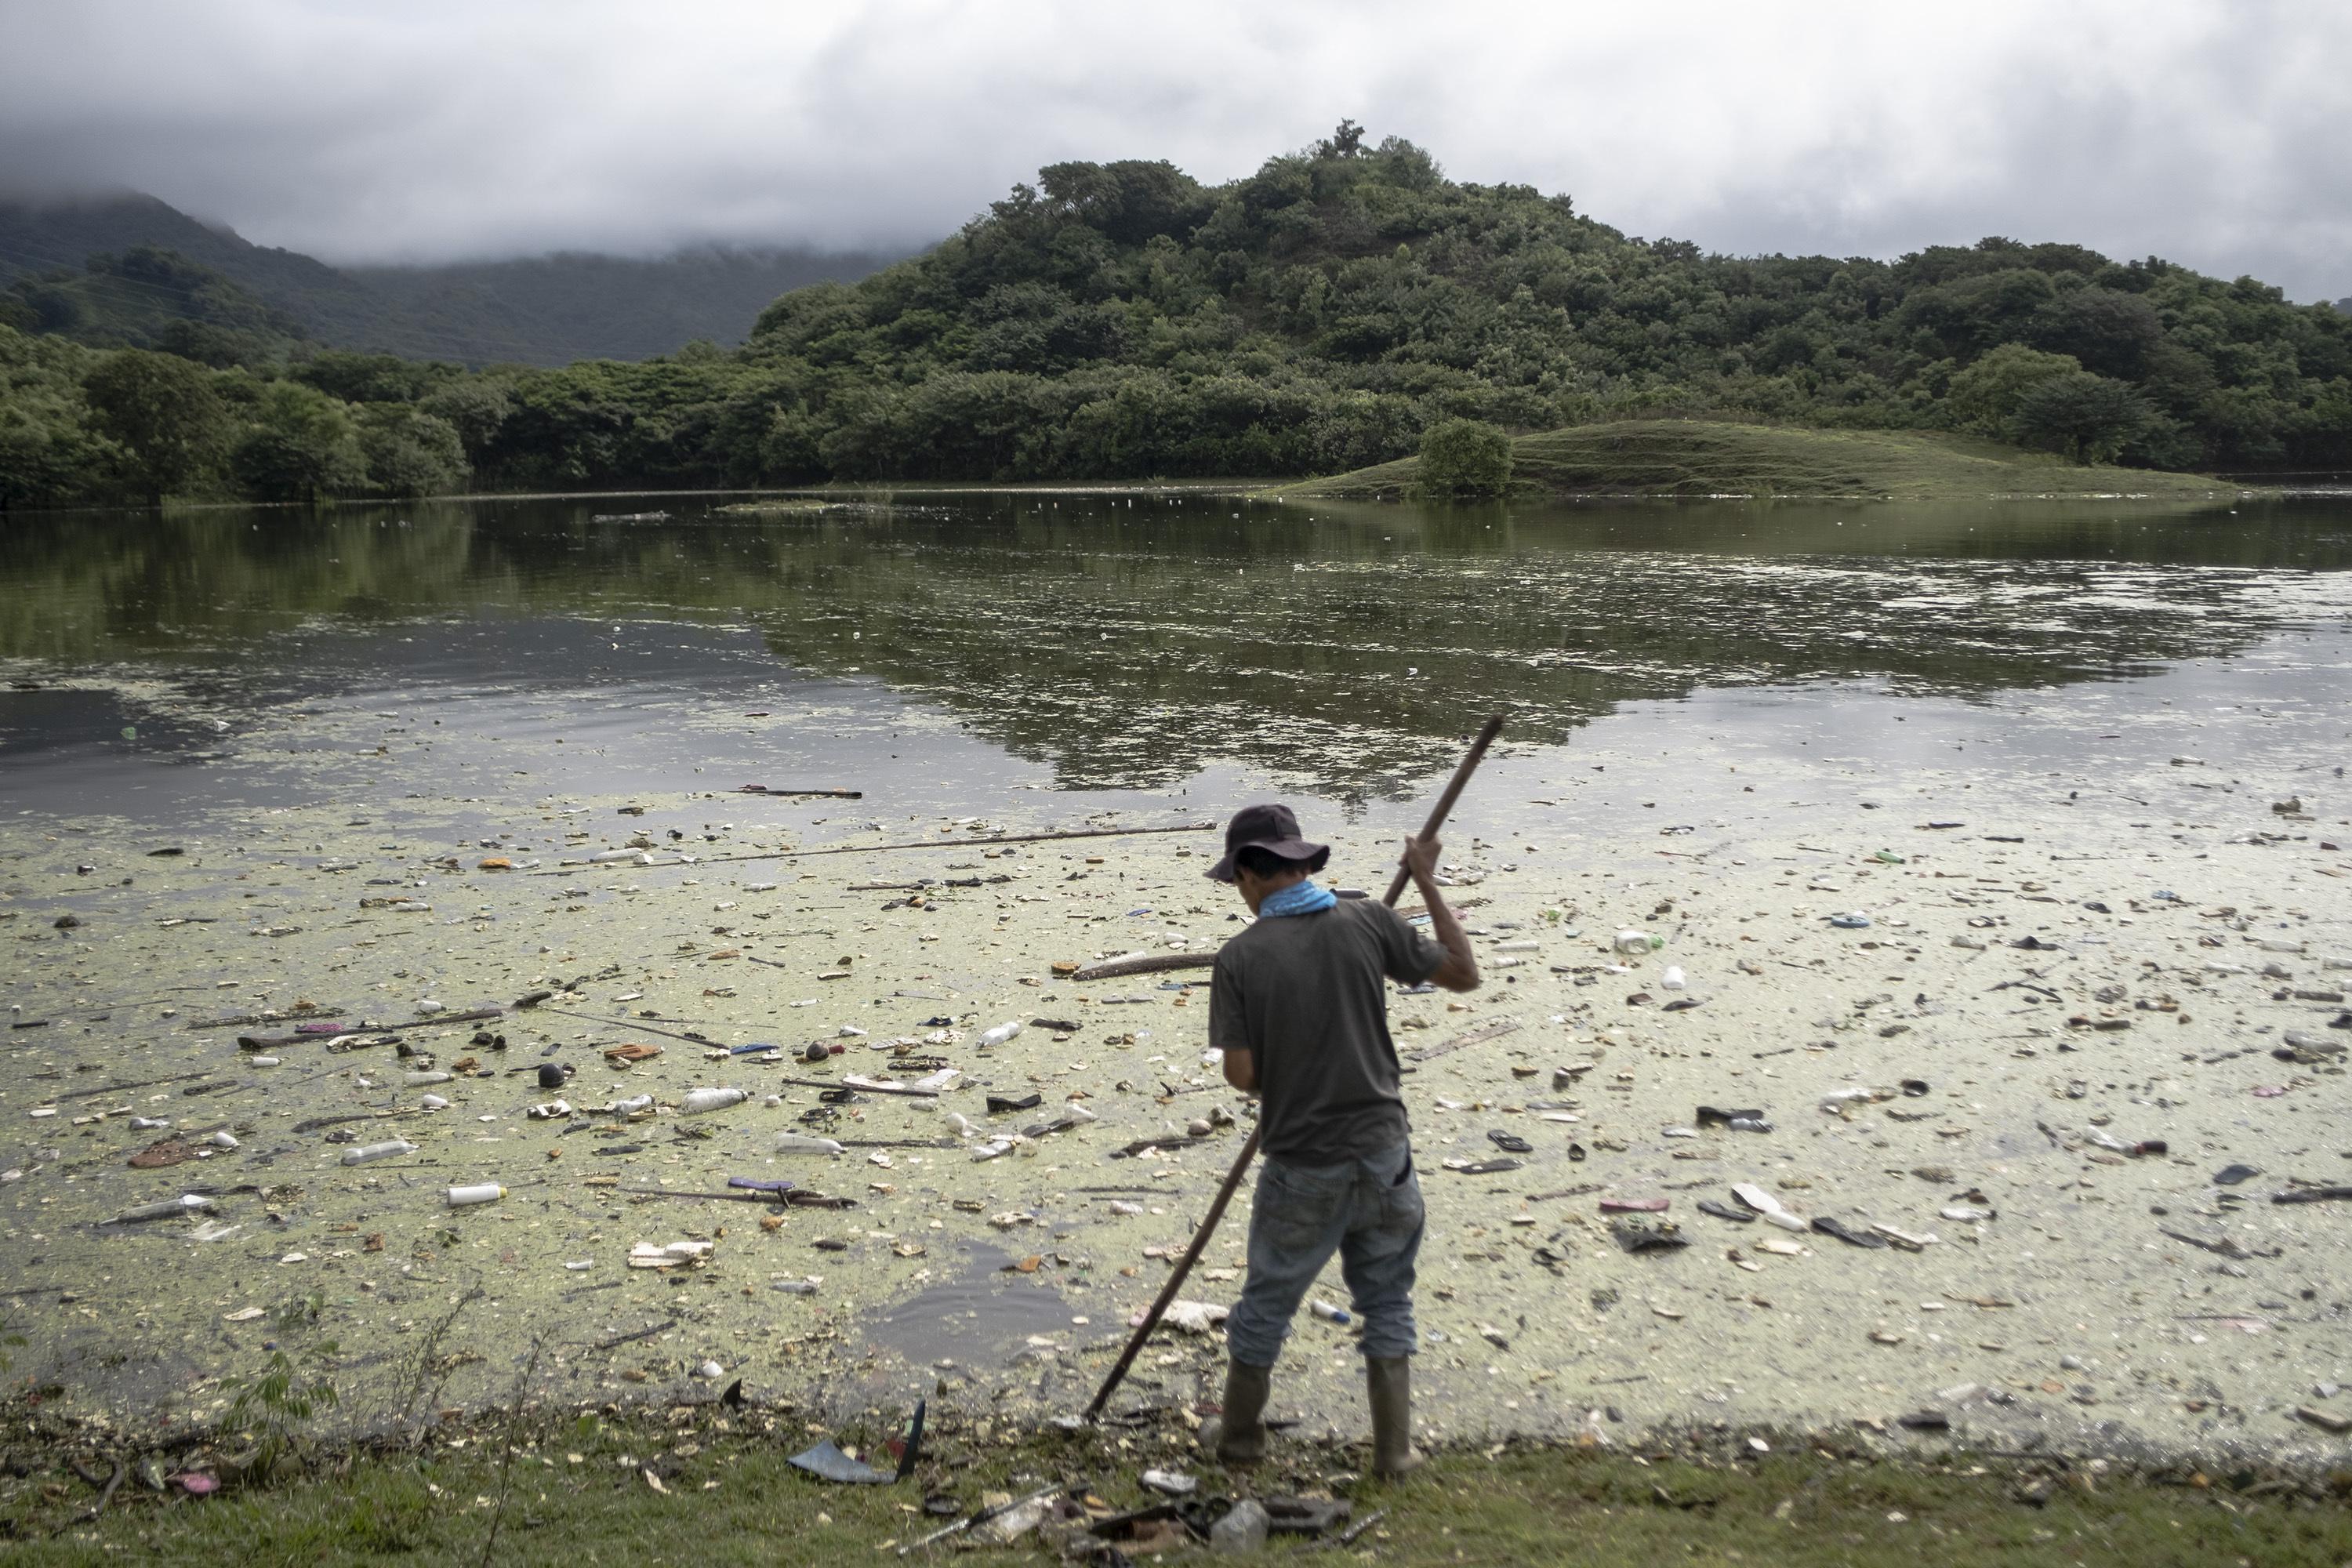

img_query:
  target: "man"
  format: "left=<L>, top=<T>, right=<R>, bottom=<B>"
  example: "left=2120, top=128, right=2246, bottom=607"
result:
left=1201, top=803, right=1479, bottom=1479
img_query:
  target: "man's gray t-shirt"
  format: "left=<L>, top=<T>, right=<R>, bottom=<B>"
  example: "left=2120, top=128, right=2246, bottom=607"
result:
left=1209, top=898, right=1446, bottom=1165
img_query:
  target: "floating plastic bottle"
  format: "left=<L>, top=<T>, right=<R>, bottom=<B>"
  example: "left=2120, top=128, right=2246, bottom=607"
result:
left=773, top=1131, right=845, bottom=1155
left=446, top=1183, right=505, bottom=1207
left=108, top=1194, right=215, bottom=1223
left=341, top=1139, right=416, bottom=1166
left=681, top=1086, right=746, bottom=1115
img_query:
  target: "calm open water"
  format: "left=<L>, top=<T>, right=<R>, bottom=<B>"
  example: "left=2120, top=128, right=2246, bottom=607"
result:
left=2, top=489, right=2350, bottom=829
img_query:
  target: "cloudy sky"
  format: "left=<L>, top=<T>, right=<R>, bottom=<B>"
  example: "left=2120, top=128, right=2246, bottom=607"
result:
left=5, top=0, right=2348, bottom=299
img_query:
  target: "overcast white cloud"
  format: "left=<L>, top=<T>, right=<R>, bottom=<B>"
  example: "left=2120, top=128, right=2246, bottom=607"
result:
left=4, top=0, right=2347, bottom=299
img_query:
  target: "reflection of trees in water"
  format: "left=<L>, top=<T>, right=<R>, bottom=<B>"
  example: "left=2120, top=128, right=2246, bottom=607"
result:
left=1, top=494, right=2347, bottom=795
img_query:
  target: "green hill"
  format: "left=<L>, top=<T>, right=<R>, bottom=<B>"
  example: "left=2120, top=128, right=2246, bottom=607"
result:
left=1278, top=419, right=2246, bottom=501
left=712, top=126, right=2352, bottom=481
left=0, top=244, right=313, bottom=365
left=6, top=129, right=2351, bottom=507
left=0, top=193, right=895, bottom=365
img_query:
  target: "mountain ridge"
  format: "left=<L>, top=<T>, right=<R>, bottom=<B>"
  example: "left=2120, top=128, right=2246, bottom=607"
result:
left=0, top=191, right=898, bottom=365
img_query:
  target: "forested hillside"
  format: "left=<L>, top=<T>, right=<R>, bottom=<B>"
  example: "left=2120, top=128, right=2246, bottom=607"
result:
left=5, top=128, right=2350, bottom=508
left=0, top=193, right=892, bottom=365
left=0, top=244, right=314, bottom=366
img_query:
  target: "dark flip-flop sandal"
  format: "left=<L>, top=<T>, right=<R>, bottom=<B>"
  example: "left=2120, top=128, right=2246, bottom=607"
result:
left=1487, top=1130, right=1534, bottom=1153
left=1810, top=1215, right=1888, bottom=1249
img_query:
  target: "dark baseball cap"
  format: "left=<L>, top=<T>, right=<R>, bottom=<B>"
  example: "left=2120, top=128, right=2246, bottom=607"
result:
left=1205, top=803, right=1330, bottom=883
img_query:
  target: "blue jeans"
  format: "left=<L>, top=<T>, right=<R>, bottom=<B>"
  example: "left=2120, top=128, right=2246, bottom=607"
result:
left=1226, top=1142, right=1424, bottom=1367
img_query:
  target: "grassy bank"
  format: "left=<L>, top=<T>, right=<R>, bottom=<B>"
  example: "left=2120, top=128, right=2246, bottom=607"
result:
left=7, top=1413, right=2350, bottom=1566
left=1276, top=419, right=2250, bottom=502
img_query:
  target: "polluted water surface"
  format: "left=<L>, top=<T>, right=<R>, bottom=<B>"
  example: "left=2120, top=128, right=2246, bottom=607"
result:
left=2, top=489, right=2351, bottom=1467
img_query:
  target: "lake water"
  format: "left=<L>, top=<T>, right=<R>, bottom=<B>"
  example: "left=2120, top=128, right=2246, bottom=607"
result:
left=5, top=488, right=2350, bottom=830
left=9, top=488, right=2352, bottom=1457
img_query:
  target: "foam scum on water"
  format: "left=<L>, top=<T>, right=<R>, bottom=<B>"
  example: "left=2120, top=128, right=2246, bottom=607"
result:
left=5, top=730, right=2350, bottom=1471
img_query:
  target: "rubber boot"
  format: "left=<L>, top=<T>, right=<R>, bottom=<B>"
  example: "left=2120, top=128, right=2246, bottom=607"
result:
left=1203, top=1360, right=1270, bottom=1466
left=1365, top=1356, right=1425, bottom=1478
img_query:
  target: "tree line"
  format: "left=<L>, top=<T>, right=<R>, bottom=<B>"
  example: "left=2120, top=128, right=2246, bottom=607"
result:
left=6, top=123, right=2350, bottom=509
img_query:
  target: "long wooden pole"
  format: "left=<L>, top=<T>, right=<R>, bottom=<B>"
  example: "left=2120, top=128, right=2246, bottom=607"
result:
left=1083, top=715, right=1506, bottom=1421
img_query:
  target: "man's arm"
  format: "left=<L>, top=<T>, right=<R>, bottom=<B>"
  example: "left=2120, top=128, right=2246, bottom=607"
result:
left=1401, top=836, right=1479, bottom=993
left=1221, top=1047, right=1259, bottom=1093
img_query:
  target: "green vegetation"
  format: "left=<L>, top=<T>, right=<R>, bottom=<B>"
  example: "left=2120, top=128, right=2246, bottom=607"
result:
left=1283, top=419, right=2245, bottom=501
left=0, top=192, right=895, bottom=365
left=0, top=328, right=473, bottom=508
left=5, top=124, right=2350, bottom=508
left=0, top=243, right=313, bottom=365
left=1417, top=416, right=1513, bottom=495
left=5, top=1412, right=2347, bottom=1566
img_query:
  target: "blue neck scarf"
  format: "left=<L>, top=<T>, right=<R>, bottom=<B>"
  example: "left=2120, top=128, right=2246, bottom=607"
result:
left=1258, top=877, right=1338, bottom=918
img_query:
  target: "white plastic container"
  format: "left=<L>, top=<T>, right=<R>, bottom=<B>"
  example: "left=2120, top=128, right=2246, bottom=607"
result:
left=1661, top=965, right=1687, bottom=990
left=1613, top=930, right=1657, bottom=956
left=681, top=1086, right=746, bottom=1115
left=979, top=1020, right=1025, bottom=1049
left=446, top=1183, right=505, bottom=1207
left=341, top=1139, right=416, bottom=1166
left=404, top=1070, right=452, bottom=1086
left=2259, top=938, right=2306, bottom=953
left=1310, top=1298, right=1352, bottom=1323
left=773, top=1131, right=844, bottom=1155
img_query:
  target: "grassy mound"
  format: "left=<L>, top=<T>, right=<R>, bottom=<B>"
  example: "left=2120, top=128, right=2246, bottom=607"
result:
left=1276, top=419, right=2245, bottom=502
